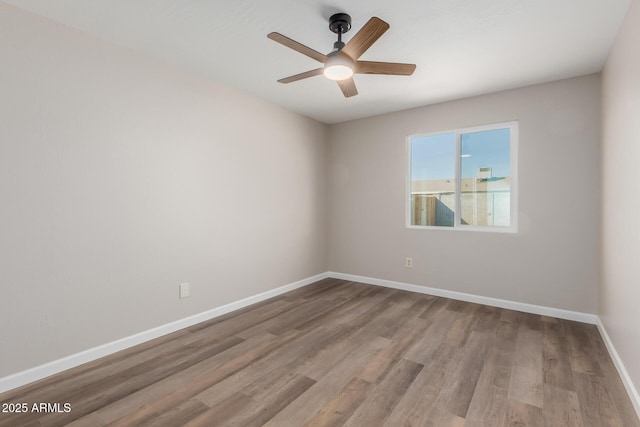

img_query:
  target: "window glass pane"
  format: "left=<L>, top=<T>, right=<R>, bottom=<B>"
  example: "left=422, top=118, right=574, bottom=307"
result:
left=460, top=128, right=511, bottom=226
left=410, top=133, right=456, bottom=226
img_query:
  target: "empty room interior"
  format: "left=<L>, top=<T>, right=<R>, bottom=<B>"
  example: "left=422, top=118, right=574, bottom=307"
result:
left=1, top=0, right=639, bottom=426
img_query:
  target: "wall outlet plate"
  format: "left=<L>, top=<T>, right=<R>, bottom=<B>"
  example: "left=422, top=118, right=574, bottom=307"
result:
left=179, top=282, right=189, bottom=299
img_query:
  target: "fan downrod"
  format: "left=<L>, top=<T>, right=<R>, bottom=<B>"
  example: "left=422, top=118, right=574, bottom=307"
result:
left=329, top=13, right=351, bottom=34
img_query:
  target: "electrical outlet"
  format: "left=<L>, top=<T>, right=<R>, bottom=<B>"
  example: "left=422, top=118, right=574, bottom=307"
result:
left=405, top=257, right=413, bottom=268
left=179, top=282, right=189, bottom=299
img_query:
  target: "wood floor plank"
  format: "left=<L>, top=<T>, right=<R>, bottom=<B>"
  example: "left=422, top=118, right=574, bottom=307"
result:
left=66, top=412, right=107, bottom=427
left=411, top=408, right=466, bottom=427
left=403, top=307, right=458, bottom=365
left=508, top=322, right=543, bottom=408
left=542, top=320, right=575, bottom=391
left=355, top=315, right=429, bottom=384
left=185, top=297, right=294, bottom=333
left=443, top=302, right=480, bottom=347
left=464, top=346, right=514, bottom=427
left=106, top=330, right=301, bottom=426
left=220, top=373, right=316, bottom=427
left=263, top=336, right=391, bottom=427
left=293, top=317, right=393, bottom=381
left=575, top=371, right=626, bottom=427
left=344, top=358, right=423, bottom=426
left=493, top=316, right=521, bottom=353
left=142, top=398, right=210, bottom=427
left=433, top=331, right=491, bottom=418
left=303, top=377, right=374, bottom=427
left=73, top=331, right=292, bottom=426
left=385, top=289, right=427, bottom=308
left=376, top=295, right=433, bottom=340
left=565, top=321, right=603, bottom=376
left=506, top=399, right=544, bottom=427
left=183, top=392, right=253, bottom=427
left=1, top=279, right=637, bottom=427
left=472, top=304, right=502, bottom=333
left=293, top=284, right=393, bottom=333
left=192, top=324, right=341, bottom=408
left=418, top=295, right=451, bottom=319
left=0, top=333, right=246, bottom=427
left=542, top=384, right=582, bottom=427
left=237, top=297, right=340, bottom=338
left=383, top=343, right=457, bottom=426
left=198, top=298, right=391, bottom=411
left=277, top=277, right=343, bottom=301
left=195, top=295, right=394, bottom=410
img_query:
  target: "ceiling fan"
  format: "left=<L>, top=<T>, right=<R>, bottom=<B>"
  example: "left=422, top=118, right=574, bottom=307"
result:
left=267, top=13, right=416, bottom=98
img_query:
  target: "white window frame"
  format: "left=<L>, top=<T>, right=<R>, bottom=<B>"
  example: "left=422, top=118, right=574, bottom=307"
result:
left=406, top=121, right=518, bottom=233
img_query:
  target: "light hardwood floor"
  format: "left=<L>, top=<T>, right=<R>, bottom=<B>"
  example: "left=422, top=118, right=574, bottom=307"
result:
left=0, top=278, right=638, bottom=426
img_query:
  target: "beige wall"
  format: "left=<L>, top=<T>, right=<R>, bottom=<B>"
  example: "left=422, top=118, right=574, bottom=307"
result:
left=328, top=74, right=601, bottom=313
left=601, top=0, right=640, bottom=398
left=0, top=4, right=327, bottom=377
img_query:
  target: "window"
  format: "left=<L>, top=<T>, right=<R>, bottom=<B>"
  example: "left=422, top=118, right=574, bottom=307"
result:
left=407, top=121, right=518, bottom=232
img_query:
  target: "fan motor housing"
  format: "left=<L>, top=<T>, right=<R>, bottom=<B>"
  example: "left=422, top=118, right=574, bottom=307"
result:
left=329, top=13, right=351, bottom=34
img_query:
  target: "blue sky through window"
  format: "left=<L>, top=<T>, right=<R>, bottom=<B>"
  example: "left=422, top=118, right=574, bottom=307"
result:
left=411, top=128, right=510, bottom=180
left=411, top=133, right=455, bottom=180
left=461, top=128, right=510, bottom=178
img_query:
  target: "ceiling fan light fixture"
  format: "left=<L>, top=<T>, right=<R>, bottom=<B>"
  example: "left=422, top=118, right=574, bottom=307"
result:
left=323, top=55, right=354, bottom=80
left=268, top=14, right=415, bottom=97
left=324, top=64, right=353, bottom=80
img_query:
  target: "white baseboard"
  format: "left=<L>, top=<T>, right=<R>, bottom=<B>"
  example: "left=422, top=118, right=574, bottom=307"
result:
left=327, top=272, right=598, bottom=324
left=596, top=318, right=640, bottom=420
left=4, top=270, right=638, bottom=421
left=0, top=272, right=329, bottom=394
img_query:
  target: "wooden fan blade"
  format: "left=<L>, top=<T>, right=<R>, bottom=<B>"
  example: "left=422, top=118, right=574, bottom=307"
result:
left=337, top=78, right=358, bottom=97
left=267, top=32, right=328, bottom=63
left=277, top=68, right=324, bottom=84
left=355, top=61, right=416, bottom=75
left=342, top=17, right=390, bottom=60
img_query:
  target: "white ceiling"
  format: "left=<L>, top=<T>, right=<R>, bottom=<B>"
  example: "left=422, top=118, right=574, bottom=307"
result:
left=3, top=0, right=631, bottom=124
